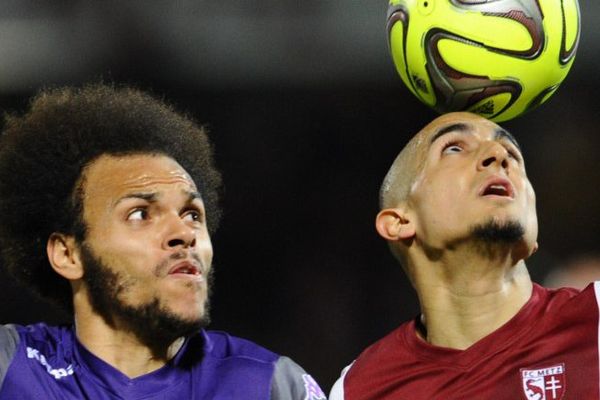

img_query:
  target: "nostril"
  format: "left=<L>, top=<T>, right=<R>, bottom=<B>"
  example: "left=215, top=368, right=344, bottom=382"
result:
left=167, top=237, right=196, bottom=248
left=482, top=157, right=495, bottom=167
left=168, top=238, right=185, bottom=247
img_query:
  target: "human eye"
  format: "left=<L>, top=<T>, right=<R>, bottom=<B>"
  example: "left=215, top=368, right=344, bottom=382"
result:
left=502, top=142, right=522, bottom=163
left=441, top=141, right=464, bottom=154
left=127, top=208, right=149, bottom=221
left=182, top=208, right=204, bottom=223
left=508, top=148, right=522, bottom=162
left=508, top=149, right=520, bottom=161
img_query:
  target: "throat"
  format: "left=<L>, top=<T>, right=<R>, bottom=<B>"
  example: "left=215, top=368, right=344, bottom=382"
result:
left=418, top=270, right=533, bottom=350
left=75, top=309, right=186, bottom=378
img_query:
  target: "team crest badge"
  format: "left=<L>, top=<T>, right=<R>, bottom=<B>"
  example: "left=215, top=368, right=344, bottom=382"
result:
left=302, top=374, right=326, bottom=400
left=520, top=364, right=566, bottom=400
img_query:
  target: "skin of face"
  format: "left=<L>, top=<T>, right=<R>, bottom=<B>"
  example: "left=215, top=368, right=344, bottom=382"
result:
left=80, top=153, right=213, bottom=325
left=402, top=112, right=538, bottom=255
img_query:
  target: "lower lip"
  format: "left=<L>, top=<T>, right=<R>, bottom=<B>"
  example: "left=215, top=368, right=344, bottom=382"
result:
left=167, top=273, right=204, bottom=282
left=482, top=194, right=513, bottom=200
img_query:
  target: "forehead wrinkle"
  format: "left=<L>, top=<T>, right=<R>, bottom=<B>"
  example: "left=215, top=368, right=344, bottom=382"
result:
left=121, top=174, right=195, bottom=188
left=113, top=187, right=202, bottom=207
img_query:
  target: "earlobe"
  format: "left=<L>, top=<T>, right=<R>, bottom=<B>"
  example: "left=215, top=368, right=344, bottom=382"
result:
left=47, top=233, right=84, bottom=280
left=375, top=208, right=416, bottom=241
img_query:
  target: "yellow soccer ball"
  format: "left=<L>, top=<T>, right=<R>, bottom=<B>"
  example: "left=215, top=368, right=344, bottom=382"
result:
left=387, top=0, right=580, bottom=122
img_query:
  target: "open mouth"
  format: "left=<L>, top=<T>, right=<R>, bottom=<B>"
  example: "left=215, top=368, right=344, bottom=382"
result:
left=168, top=262, right=201, bottom=276
left=480, top=179, right=514, bottom=198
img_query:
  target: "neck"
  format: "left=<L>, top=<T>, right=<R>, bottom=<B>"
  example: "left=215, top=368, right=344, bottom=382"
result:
left=72, top=290, right=184, bottom=378
left=408, top=244, right=533, bottom=350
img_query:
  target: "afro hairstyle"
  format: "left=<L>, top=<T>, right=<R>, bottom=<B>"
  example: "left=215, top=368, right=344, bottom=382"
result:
left=0, top=84, right=222, bottom=312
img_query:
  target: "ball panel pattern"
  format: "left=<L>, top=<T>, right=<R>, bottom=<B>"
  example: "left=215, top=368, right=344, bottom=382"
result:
left=559, top=0, right=580, bottom=64
left=451, top=0, right=545, bottom=58
left=387, top=0, right=580, bottom=122
left=426, top=29, right=522, bottom=119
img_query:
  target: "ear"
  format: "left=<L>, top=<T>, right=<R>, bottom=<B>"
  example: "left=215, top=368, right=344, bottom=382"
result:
left=375, top=208, right=416, bottom=241
left=47, top=233, right=84, bottom=281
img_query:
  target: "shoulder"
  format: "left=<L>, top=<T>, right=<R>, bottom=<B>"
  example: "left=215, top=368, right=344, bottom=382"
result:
left=329, top=324, right=410, bottom=400
left=0, top=323, right=72, bottom=360
left=329, top=364, right=352, bottom=400
left=201, top=331, right=326, bottom=400
left=0, top=324, right=19, bottom=353
left=6, top=323, right=73, bottom=351
left=351, top=324, right=408, bottom=370
left=202, top=330, right=279, bottom=363
left=539, top=282, right=600, bottom=316
left=0, top=324, right=20, bottom=377
left=271, top=356, right=327, bottom=400
left=0, top=323, right=72, bottom=389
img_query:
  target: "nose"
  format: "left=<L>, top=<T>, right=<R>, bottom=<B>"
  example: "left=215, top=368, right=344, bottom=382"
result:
left=162, top=215, right=196, bottom=250
left=477, top=141, right=509, bottom=171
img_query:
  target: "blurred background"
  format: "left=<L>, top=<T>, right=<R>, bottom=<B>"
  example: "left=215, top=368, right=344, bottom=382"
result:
left=0, top=0, right=598, bottom=391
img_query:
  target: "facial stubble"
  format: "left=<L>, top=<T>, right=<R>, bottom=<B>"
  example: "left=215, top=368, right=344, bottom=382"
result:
left=471, top=219, right=525, bottom=244
left=80, top=244, right=212, bottom=350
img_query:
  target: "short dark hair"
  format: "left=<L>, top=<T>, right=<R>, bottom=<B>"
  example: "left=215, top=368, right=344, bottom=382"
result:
left=0, top=84, right=222, bottom=311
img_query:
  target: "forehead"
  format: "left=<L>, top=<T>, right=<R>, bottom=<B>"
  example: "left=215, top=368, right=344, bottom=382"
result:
left=82, top=154, right=197, bottom=200
left=416, top=112, right=520, bottom=151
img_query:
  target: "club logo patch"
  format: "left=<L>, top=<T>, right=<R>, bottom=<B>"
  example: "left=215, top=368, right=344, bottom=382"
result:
left=521, top=363, right=565, bottom=400
left=302, top=374, right=326, bottom=400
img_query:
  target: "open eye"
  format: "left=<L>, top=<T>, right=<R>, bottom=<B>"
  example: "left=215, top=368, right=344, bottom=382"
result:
left=442, top=142, right=463, bottom=154
left=182, top=209, right=203, bottom=223
left=127, top=209, right=148, bottom=221
left=506, top=147, right=522, bottom=163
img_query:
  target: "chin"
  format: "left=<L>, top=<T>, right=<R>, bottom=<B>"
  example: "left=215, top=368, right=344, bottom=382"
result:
left=166, top=294, right=206, bottom=317
left=174, top=306, right=207, bottom=323
left=471, top=218, right=525, bottom=244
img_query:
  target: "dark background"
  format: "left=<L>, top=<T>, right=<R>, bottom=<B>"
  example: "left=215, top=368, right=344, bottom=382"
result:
left=0, top=1, right=598, bottom=391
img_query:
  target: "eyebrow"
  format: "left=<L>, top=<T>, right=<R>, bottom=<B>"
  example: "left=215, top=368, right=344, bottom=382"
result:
left=114, top=190, right=202, bottom=207
left=494, top=128, right=521, bottom=152
left=187, top=191, right=203, bottom=202
left=116, top=192, right=158, bottom=205
left=430, top=123, right=469, bottom=144
left=430, top=122, right=522, bottom=152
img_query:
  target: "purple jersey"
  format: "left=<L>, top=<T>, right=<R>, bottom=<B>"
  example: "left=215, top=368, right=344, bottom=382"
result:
left=0, top=324, right=326, bottom=399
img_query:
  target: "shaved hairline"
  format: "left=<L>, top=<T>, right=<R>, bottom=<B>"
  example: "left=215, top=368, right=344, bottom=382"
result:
left=379, top=116, right=520, bottom=210
left=379, top=133, right=426, bottom=209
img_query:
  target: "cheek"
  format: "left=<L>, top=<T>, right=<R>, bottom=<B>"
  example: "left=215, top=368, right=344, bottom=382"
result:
left=90, top=230, right=158, bottom=273
left=197, top=234, right=213, bottom=259
left=422, top=178, right=464, bottom=209
left=526, top=195, right=539, bottom=236
left=524, top=184, right=537, bottom=216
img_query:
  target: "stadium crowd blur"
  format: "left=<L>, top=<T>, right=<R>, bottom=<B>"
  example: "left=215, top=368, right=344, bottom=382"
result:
left=0, top=1, right=598, bottom=390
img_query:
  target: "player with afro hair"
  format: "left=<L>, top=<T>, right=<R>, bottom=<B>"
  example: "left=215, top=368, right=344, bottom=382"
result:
left=0, top=84, right=222, bottom=313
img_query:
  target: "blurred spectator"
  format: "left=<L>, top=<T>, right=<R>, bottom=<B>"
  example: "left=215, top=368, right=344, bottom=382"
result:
left=544, top=254, right=600, bottom=289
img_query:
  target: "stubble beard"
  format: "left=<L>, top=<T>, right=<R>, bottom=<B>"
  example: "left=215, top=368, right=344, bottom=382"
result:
left=468, top=217, right=528, bottom=260
left=80, top=244, right=212, bottom=350
left=471, top=218, right=525, bottom=244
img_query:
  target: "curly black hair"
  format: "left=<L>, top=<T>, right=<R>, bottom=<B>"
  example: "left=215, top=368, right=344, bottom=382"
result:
left=0, top=84, right=222, bottom=312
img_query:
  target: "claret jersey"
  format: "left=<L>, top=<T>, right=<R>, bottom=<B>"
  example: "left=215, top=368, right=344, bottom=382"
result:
left=0, top=324, right=326, bottom=399
left=331, top=283, right=600, bottom=400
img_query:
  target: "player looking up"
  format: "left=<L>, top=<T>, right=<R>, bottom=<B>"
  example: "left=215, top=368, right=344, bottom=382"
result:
left=0, top=84, right=326, bottom=400
left=330, top=112, right=598, bottom=399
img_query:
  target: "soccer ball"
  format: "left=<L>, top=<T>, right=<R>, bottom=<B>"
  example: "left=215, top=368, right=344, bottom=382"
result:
left=387, top=0, right=580, bottom=122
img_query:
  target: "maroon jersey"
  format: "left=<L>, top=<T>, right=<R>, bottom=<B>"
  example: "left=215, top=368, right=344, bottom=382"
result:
left=331, top=283, right=600, bottom=400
